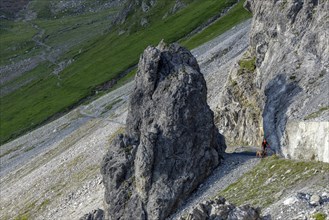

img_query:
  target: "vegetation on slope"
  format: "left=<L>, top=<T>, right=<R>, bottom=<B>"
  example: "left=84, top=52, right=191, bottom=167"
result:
left=0, top=21, right=38, bottom=66
left=218, top=155, right=329, bottom=208
left=0, top=0, right=251, bottom=144
left=182, top=0, right=251, bottom=49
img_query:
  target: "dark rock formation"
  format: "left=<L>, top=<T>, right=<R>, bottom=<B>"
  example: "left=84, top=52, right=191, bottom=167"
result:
left=101, top=41, right=226, bottom=220
left=80, top=209, right=104, bottom=220
left=215, top=0, right=329, bottom=161
left=180, top=197, right=263, bottom=220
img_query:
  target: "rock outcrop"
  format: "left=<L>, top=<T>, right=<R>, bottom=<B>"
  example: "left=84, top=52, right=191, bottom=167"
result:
left=180, top=197, right=263, bottom=220
left=80, top=209, right=105, bottom=220
left=101, top=41, right=226, bottom=220
left=215, top=50, right=262, bottom=147
left=215, top=0, right=329, bottom=161
left=285, top=121, right=329, bottom=162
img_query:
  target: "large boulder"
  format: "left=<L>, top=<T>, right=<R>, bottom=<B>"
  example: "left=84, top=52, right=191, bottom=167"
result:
left=101, top=41, right=226, bottom=220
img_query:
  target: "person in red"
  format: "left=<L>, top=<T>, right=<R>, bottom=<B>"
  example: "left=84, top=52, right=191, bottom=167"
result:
left=261, top=138, right=270, bottom=157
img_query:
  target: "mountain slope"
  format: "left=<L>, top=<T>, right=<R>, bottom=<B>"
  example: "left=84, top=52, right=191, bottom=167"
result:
left=0, top=0, right=251, bottom=145
left=0, top=18, right=252, bottom=220
left=214, top=0, right=329, bottom=162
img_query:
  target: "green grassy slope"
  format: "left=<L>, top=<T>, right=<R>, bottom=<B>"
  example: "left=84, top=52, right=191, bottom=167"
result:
left=0, top=0, right=251, bottom=144
left=0, top=21, right=39, bottom=66
left=182, top=0, right=251, bottom=48
left=218, top=156, right=329, bottom=208
left=34, top=8, right=118, bottom=47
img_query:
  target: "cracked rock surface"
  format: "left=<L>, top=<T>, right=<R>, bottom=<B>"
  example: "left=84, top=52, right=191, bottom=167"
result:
left=101, top=41, right=226, bottom=220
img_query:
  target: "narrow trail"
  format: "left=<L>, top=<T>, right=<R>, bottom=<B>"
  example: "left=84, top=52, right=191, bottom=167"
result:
left=79, top=108, right=126, bottom=126
left=169, top=152, right=260, bottom=220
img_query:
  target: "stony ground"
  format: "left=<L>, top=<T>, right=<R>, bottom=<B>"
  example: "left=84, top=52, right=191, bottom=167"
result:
left=0, top=20, right=252, bottom=220
left=2, top=17, right=328, bottom=220
left=169, top=152, right=260, bottom=220
left=173, top=155, right=329, bottom=220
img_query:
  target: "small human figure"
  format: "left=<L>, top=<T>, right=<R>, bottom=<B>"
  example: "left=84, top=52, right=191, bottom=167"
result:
left=261, top=138, right=270, bottom=157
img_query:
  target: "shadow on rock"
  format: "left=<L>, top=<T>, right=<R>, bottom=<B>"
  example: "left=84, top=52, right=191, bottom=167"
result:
left=263, top=74, right=302, bottom=155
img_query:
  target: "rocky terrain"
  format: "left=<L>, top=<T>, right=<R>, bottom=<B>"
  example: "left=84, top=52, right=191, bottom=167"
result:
left=215, top=0, right=329, bottom=162
left=1, top=0, right=329, bottom=219
left=179, top=197, right=262, bottom=220
left=101, top=41, right=226, bottom=220
left=0, top=19, right=252, bottom=220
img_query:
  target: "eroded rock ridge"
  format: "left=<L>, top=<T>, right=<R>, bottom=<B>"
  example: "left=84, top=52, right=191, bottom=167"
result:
left=101, top=41, right=226, bottom=220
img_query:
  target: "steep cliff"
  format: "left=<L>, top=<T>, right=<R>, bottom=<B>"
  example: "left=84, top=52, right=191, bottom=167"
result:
left=215, top=0, right=329, bottom=161
left=101, top=41, right=226, bottom=220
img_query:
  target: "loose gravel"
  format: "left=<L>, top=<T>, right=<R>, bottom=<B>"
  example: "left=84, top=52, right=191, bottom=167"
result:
left=169, top=152, right=260, bottom=220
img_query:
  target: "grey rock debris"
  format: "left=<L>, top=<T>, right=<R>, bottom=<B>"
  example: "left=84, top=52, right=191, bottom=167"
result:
left=80, top=209, right=104, bottom=220
left=180, top=197, right=263, bottom=220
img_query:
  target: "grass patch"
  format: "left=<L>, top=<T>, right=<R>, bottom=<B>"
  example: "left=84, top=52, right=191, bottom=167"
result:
left=182, top=0, right=252, bottom=49
left=0, top=20, right=38, bottom=66
left=38, top=199, right=50, bottom=210
left=13, top=198, right=50, bottom=220
left=29, top=0, right=52, bottom=19
left=34, top=8, right=118, bottom=47
left=313, top=213, right=327, bottom=220
left=304, top=106, right=329, bottom=120
left=218, top=155, right=329, bottom=208
left=13, top=199, right=36, bottom=220
left=14, top=214, right=29, bottom=220
left=238, top=55, right=256, bottom=74
left=0, top=0, right=251, bottom=145
left=0, top=61, right=53, bottom=96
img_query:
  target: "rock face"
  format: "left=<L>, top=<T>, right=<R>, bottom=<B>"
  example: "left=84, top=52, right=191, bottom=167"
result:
left=80, top=209, right=104, bottom=220
left=181, top=197, right=262, bottom=220
left=215, top=0, right=329, bottom=161
left=285, top=121, right=329, bottom=162
left=215, top=51, right=262, bottom=147
left=101, top=42, right=226, bottom=220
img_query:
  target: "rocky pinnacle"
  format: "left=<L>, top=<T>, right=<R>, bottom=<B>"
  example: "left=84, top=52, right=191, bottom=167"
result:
left=101, top=41, right=226, bottom=220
